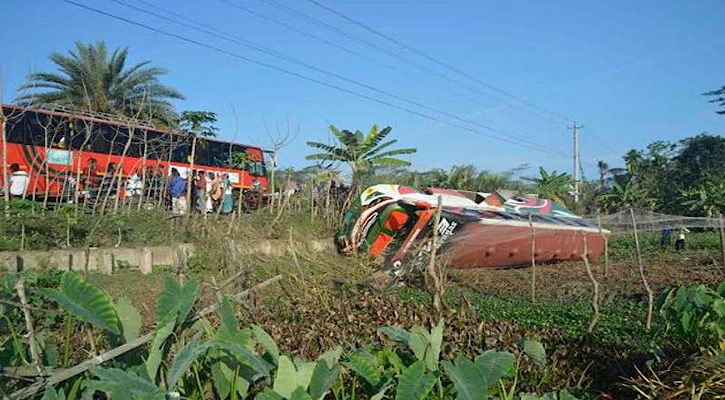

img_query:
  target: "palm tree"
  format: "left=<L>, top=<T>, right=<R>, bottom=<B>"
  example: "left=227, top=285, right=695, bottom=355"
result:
left=16, top=41, right=184, bottom=122
left=306, top=125, right=416, bottom=198
left=623, top=149, right=643, bottom=176
left=446, top=164, right=477, bottom=190
left=522, top=167, right=572, bottom=204
left=596, top=160, right=609, bottom=191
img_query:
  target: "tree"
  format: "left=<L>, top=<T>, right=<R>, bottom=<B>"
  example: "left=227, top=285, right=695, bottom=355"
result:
left=703, top=85, right=725, bottom=115
left=17, top=41, right=184, bottom=122
left=178, top=111, right=218, bottom=214
left=596, top=160, right=609, bottom=191
left=681, top=181, right=725, bottom=217
left=306, top=125, right=416, bottom=199
left=522, top=167, right=572, bottom=204
left=599, top=178, right=655, bottom=212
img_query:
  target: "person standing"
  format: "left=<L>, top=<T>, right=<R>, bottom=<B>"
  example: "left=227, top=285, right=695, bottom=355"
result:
left=221, top=173, right=233, bottom=214
left=675, top=227, right=690, bottom=251
left=8, top=164, right=29, bottom=199
left=205, top=171, right=215, bottom=214
left=195, top=170, right=207, bottom=213
left=168, top=168, right=187, bottom=215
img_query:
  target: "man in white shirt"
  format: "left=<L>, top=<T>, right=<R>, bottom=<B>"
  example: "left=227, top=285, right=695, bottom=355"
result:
left=8, top=163, right=29, bottom=198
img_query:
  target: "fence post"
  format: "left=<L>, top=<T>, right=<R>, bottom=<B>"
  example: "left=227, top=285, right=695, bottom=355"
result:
left=630, top=208, right=654, bottom=330
left=529, top=213, right=536, bottom=304
left=427, top=195, right=443, bottom=312
left=581, top=232, right=600, bottom=333
left=597, top=215, right=609, bottom=277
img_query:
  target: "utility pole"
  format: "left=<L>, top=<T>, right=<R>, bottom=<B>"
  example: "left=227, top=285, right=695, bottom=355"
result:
left=569, top=123, right=582, bottom=203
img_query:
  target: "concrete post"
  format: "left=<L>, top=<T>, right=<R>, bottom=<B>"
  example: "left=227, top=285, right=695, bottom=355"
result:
left=101, top=251, right=114, bottom=275
left=141, top=247, right=153, bottom=275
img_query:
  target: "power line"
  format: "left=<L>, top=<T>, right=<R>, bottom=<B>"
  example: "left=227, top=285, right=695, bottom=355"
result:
left=218, top=0, right=489, bottom=105
left=202, top=0, right=481, bottom=104
left=55, top=0, right=569, bottom=157
left=98, top=0, right=568, bottom=157
left=302, top=0, right=578, bottom=125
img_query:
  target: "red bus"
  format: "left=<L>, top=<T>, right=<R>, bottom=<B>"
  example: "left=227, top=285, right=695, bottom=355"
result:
left=0, top=104, right=269, bottom=203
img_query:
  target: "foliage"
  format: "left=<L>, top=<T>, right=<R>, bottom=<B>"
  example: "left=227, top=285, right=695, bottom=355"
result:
left=178, top=110, right=218, bottom=138
left=40, top=271, right=122, bottom=336
left=16, top=41, right=184, bottom=123
left=306, top=125, right=416, bottom=193
left=658, top=280, right=725, bottom=353
left=703, top=85, right=725, bottom=115
left=596, top=134, right=725, bottom=215
left=522, top=167, right=572, bottom=205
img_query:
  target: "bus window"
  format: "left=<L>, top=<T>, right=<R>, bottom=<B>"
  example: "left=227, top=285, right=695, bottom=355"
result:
left=171, top=137, right=189, bottom=163
left=193, top=137, right=211, bottom=166
left=207, top=140, right=229, bottom=167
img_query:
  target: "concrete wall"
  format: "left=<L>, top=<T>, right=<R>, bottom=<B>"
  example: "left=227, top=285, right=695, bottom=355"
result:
left=1, top=238, right=333, bottom=274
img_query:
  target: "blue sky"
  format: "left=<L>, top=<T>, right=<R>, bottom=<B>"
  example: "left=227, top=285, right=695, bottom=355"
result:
left=1, top=0, right=724, bottom=180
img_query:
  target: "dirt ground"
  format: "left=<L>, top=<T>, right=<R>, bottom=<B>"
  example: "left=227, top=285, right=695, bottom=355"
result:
left=453, top=248, right=724, bottom=303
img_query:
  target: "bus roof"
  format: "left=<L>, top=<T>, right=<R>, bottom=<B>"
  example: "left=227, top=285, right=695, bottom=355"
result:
left=1, top=103, right=266, bottom=151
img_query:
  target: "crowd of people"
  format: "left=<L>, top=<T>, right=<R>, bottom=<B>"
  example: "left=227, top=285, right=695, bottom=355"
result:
left=2, top=159, right=244, bottom=216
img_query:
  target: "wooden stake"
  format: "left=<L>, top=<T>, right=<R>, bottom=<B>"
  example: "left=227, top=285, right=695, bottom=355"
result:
left=427, top=196, right=443, bottom=312
left=14, top=276, right=41, bottom=370
left=597, top=215, right=610, bottom=277
left=529, top=214, right=536, bottom=304
left=630, top=208, right=654, bottom=330
left=581, top=232, right=600, bottom=333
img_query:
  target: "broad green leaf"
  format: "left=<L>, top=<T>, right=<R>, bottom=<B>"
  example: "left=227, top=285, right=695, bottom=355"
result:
left=219, top=297, right=239, bottom=333
left=426, top=319, right=444, bottom=371
left=408, top=326, right=429, bottom=362
left=520, top=393, right=556, bottom=400
left=309, top=361, right=341, bottom=400
left=146, top=313, right=176, bottom=382
left=475, top=350, right=515, bottom=384
left=257, top=388, right=284, bottom=400
left=116, top=297, right=142, bottom=343
left=294, top=358, right=317, bottom=390
left=273, top=355, right=300, bottom=398
left=253, top=324, right=280, bottom=363
left=213, top=339, right=274, bottom=379
left=177, top=279, right=199, bottom=323
left=317, top=345, right=343, bottom=369
left=345, top=351, right=381, bottom=387
left=558, top=390, right=580, bottom=400
left=395, top=361, right=437, bottom=400
left=371, top=385, right=392, bottom=400
left=522, top=339, right=547, bottom=370
left=290, top=387, right=314, bottom=400
left=211, top=359, right=249, bottom=400
left=378, top=326, right=411, bottom=345
left=87, top=368, right=164, bottom=400
left=40, top=272, right=120, bottom=335
left=41, top=387, right=64, bottom=400
left=156, top=277, right=182, bottom=321
left=167, top=342, right=213, bottom=388
left=442, top=356, right=487, bottom=400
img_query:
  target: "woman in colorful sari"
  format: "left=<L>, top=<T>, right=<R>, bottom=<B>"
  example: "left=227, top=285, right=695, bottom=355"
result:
left=221, top=173, right=233, bottom=214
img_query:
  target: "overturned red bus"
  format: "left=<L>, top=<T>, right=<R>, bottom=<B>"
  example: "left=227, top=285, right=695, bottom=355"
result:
left=0, top=104, right=269, bottom=203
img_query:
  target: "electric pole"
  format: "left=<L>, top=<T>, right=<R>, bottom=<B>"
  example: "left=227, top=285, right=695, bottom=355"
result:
left=569, top=123, right=582, bottom=204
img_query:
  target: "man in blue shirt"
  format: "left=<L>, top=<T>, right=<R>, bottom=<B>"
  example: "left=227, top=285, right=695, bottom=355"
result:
left=168, top=168, right=187, bottom=215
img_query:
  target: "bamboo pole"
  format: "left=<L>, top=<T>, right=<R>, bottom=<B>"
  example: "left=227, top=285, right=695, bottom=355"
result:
left=529, top=213, right=536, bottom=304
left=581, top=232, right=600, bottom=333
left=630, top=208, right=654, bottom=330
left=597, top=215, right=610, bottom=277
left=427, top=196, right=443, bottom=312
left=14, top=276, right=41, bottom=369
left=1, top=88, right=8, bottom=215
